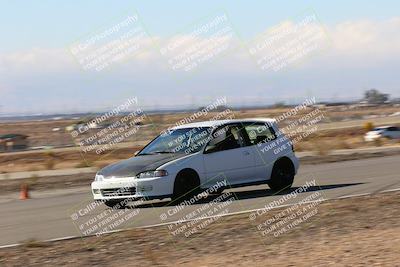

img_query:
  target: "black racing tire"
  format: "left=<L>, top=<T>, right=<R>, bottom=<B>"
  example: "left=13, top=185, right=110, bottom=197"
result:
left=268, top=158, right=295, bottom=192
left=214, top=187, right=225, bottom=195
left=103, top=199, right=128, bottom=209
left=172, top=169, right=200, bottom=203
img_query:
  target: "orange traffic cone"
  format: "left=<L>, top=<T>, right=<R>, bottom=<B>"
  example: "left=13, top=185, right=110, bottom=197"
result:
left=19, top=184, right=29, bottom=200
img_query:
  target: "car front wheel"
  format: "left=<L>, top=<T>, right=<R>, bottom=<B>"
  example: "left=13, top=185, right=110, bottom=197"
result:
left=103, top=199, right=128, bottom=209
left=172, top=170, right=200, bottom=203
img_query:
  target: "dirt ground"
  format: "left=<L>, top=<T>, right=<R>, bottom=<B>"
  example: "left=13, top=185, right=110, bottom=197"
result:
left=1, top=190, right=399, bottom=266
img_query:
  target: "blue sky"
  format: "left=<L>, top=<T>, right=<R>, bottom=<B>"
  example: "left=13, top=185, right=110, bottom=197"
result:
left=0, top=1, right=399, bottom=114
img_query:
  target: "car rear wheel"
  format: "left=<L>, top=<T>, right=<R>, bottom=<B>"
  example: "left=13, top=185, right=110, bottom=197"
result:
left=268, top=159, right=295, bottom=192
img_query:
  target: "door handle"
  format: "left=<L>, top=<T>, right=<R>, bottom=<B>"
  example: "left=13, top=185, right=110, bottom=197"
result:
left=243, top=151, right=250, bottom=155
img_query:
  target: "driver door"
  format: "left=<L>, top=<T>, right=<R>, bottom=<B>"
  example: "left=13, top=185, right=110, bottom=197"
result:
left=202, top=124, right=256, bottom=187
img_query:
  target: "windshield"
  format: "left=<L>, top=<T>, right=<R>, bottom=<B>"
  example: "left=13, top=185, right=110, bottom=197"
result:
left=138, top=127, right=211, bottom=155
left=373, top=127, right=386, bottom=131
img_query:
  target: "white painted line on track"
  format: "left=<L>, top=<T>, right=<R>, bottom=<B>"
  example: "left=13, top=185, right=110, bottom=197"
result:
left=337, top=193, right=370, bottom=199
left=381, top=187, right=400, bottom=193
left=0, top=243, right=20, bottom=249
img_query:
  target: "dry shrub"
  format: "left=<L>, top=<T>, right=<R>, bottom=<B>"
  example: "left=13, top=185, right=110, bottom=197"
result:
left=374, top=138, right=383, bottom=147
left=94, top=161, right=111, bottom=169
left=364, top=122, right=374, bottom=132
left=75, top=160, right=93, bottom=168
left=28, top=174, right=39, bottom=186
left=334, top=138, right=352, bottom=149
left=294, top=141, right=306, bottom=152
left=44, top=158, right=55, bottom=170
left=316, top=143, right=330, bottom=156
left=143, top=246, right=161, bottom=265
left=311, top=138, right=331, bottom=156
left=22, top=238, right=48, bottom=248
left=44, top=150, right=56, bottom=170
left=27, top=166, right=40, bottom=172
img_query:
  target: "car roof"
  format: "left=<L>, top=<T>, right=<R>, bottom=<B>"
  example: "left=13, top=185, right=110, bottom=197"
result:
left=171, top=118, right=276, bottom=129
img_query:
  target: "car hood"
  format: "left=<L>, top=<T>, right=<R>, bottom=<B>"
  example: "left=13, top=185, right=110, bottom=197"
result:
left=367, top=130, right=383, bottom=135
left=98, top=153, right=186, bottom=178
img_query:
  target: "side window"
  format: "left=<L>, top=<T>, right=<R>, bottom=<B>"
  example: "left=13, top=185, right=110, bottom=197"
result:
left=388, top=127, right=399, bottom=131
left=244, top=123, right=276, bottom=145
left=205, top=124, right=245, bottom=153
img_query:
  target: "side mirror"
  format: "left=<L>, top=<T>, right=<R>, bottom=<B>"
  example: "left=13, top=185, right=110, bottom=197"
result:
left=204, top=145, right=218, bottom=154
left=203, top=147, right=212, bottom=154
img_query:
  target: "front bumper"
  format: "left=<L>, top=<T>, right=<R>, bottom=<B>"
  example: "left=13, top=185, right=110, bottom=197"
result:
left=364, top=135, right=381, bottom=142
left=91, top=176, right=175, bottom=200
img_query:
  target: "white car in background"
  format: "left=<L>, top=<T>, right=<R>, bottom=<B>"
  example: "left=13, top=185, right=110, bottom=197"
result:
left=91, top=118, right=299, bottom=207
left=364, top=126, right=400, bottom=142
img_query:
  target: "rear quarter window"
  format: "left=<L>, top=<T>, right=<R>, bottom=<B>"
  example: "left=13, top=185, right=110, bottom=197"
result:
left=244, top=123, right=276, bottom=145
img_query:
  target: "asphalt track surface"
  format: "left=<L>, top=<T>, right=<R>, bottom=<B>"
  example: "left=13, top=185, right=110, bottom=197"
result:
left=1, top=155, right=400, bottom=246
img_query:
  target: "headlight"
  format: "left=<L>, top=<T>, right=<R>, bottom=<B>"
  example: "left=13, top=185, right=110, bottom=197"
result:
left=136, top=170, right=168, bottom=179
left=95, top=174, right=104, bottom=181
